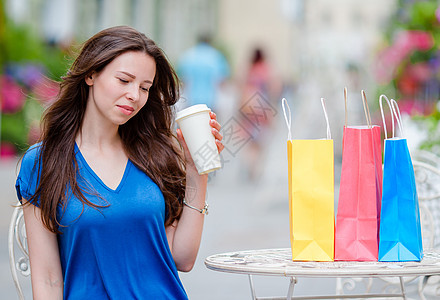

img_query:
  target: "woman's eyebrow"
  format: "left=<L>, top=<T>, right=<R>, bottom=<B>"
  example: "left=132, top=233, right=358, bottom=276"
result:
left=118, top=71, right=136, bottom=78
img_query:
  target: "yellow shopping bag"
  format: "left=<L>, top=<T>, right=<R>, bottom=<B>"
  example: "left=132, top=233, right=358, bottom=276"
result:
left=283, top=98, right=334, bottom=261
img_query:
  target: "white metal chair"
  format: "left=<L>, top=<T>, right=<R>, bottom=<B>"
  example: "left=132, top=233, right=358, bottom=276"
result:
left=411, top=149, right=440, bottom=169
left=336, top=156, right=440, bottom=299
left=8, top=202, right=29, bottom=300
left=413, top=159, right=440, bottom=298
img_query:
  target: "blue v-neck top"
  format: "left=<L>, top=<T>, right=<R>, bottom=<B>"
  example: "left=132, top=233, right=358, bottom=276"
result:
left=15, top=144, right=188, bottom=300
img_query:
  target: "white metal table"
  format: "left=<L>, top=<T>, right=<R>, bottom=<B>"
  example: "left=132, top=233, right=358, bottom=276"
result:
left=205, top=248, right=440, bottom=299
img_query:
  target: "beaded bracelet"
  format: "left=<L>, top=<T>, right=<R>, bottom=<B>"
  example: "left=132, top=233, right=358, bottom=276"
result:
left=183, top=200, right=209, bottom=215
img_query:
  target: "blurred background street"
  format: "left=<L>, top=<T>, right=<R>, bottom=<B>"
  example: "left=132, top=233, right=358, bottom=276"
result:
left=2, top=0, right=440, bottom=299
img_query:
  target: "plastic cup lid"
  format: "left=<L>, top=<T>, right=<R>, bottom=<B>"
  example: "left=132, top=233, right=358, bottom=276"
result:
left=176, top=104, right=211, bottom=121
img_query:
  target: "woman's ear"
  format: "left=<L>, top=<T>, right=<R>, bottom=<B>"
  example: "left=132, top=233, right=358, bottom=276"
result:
left=85, top=72, right=96, bottom=86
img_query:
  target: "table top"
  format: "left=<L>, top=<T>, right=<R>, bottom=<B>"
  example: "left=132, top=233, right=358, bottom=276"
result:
left=205, top=248, right=440, bottom=278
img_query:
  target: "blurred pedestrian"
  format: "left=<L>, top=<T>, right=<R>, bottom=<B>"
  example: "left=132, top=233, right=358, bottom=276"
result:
left=15, top=26, right=224, bottom=299
left=177, top=35, right=230, bottom=111
left=239, top=47, right=281, bottom=181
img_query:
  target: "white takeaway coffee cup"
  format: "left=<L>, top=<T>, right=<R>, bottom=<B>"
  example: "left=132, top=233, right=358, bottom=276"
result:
left=176, top=104, right=221, bottom=175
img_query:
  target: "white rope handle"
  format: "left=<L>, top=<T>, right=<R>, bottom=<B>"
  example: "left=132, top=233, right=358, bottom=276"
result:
left=344, top=87, right=348, bottom=127
left=282, top=98, right=292, bottom=140
left=379, top=94, right=394, bottom=139
left=391, top=99, right=405, bottom=137
left=321, top=98, right=332, bottom=139
left=361, top=90, right=372, bottom=128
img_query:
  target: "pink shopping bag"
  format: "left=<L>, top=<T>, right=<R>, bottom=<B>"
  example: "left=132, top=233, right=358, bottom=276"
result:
left=335, top=89, right=382, bottom=261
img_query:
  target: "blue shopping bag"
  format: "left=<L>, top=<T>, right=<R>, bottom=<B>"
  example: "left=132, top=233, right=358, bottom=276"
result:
left=378, top=95, right=423, bottom=262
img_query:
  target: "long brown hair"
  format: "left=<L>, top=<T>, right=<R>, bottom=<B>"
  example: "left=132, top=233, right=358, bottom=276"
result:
left=27, top=26, right=185, bottom=233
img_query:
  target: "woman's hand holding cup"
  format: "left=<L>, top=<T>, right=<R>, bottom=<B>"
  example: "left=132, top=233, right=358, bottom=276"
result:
left=176, top=105, right=224, bottom=175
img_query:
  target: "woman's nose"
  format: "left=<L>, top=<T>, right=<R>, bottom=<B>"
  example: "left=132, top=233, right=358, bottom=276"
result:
left=126, top=84, right=140, bottom=101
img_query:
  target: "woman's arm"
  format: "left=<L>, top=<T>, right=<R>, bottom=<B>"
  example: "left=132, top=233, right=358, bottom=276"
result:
left=165, top=169, right=208, bottom=272
left=166, top=112, right=224, bottom=272
left=22, top=200, right=63, bottom=299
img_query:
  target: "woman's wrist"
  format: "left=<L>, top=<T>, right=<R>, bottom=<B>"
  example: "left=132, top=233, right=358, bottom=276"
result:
left=184, top=167, right=208, bottom=209
left=186, top=164, right=208, bottom=181
left=183, top=199, right=209, bottom=215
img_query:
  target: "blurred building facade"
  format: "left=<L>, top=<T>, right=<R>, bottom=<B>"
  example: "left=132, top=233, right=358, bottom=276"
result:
left=297, top=0, right=396, bottom=95
left=217, top=0, right=396, bottom=92
left=5, top=0, right=218, bottom=63
left=5, top=0, right=396, bottom=90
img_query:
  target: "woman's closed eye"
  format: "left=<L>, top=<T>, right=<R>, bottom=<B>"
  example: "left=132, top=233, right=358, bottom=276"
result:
left=118, top=77, right=149, bottom=93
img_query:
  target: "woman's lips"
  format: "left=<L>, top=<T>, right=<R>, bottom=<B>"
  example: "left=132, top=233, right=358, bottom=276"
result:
left=117, top=105, right=135, bottom=115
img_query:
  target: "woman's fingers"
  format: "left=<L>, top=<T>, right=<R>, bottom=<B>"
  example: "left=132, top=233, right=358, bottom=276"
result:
left=176, top=128, right=184, bottom=143
left=211, top=128, right=223, bottom=141
left=209, top=112, right=224, bottom=153
left=215, top=139, right=225, bottom=153
left=209, top=114, right=221, bottom=131
left=176, top=129, right=191, bottom=156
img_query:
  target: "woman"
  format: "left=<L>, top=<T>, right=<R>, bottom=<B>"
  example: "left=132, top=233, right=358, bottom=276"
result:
left=16, top=26, right=224, bottom=299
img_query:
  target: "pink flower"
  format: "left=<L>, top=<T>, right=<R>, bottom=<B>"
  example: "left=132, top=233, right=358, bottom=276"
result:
left=397, top=62, right=432, bottom=98
left=390, top=30, right=433, bottom=58
left=0, top=141, right=17, bottom=159
left=398, top=73, right=419, bottom=96
left=376, top=47, right=405, bottom=83
left=375, top=31, right=434, bottom=84
left=397, top=98, right=435, bottom=116
left=409, top=62, right=432, bottom=82
left=406, top=31, right=434, bottom=51
left=0, top=76, right=26, bottom=113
